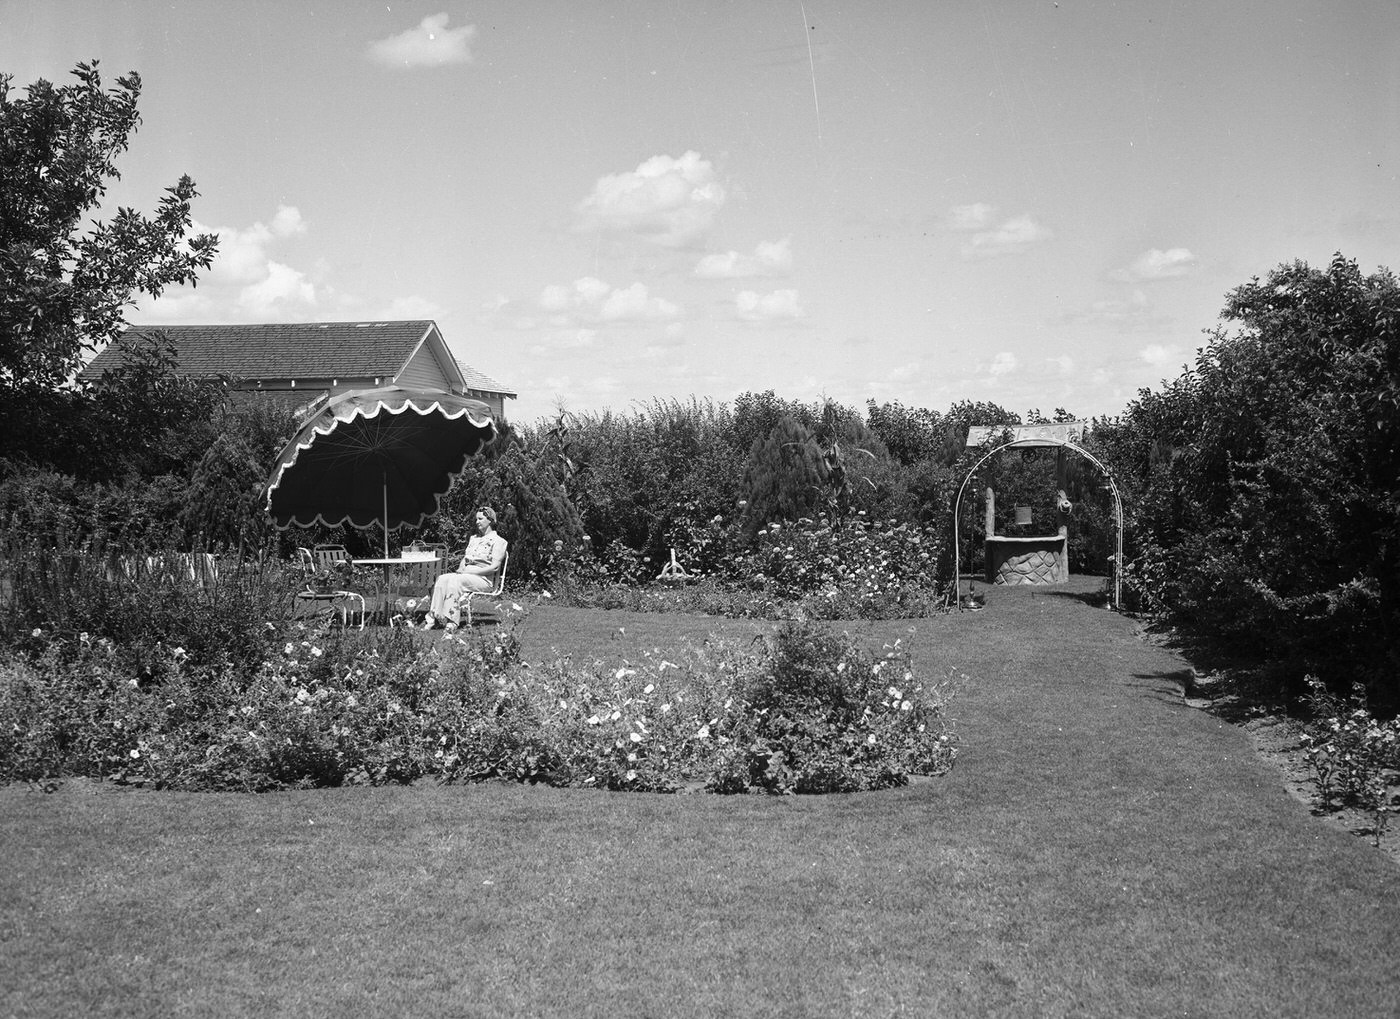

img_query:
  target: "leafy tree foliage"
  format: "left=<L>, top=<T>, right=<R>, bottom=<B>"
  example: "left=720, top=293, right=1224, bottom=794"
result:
left=1117, top=255, right=1400, bottom=707
left=0, top=60, right=217, bottom=389
left=429, top=437, right=584, bottom=584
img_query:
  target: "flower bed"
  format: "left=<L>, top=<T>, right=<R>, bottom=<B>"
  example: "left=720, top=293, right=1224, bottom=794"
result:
left=1, top=617, right=958, bottom=794
left=550, top=516, right=949, bottom=620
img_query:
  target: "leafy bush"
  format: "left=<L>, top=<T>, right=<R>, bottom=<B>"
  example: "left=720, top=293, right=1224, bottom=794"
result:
left=0, top=616, right=958, bottom=795
left=1109, top=255, right=1400, bottom=708
left=547, top=516, right=948, bottom=620
left=0, top=538, right=289, bottom=678
left=1300, top=676, right=1400, bottom=818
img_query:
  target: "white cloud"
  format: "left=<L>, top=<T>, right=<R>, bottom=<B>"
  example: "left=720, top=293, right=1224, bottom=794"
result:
left=1047, top=354, right=1075, bottom=376
left=367, top=13, right=476, bottom=68
left=133, top=205, right=321, bottom=321
left=962, top=214, right=1051, bottom=259
left=987, top=352, right=1019, bottom=377
left=1111, top=247, right=1198, bottom=283
left=694, top=238, right=792, bottom=279
left=205, top=205, right=305, bottom=285
left=539, top=277, right=681, bottom=324
left=575, top=151, right=725, bottom=249
left=735, top=289, right=804, bottom=322
left=1140, top=343, right=1185, bottom=369
left=948, top=203, right=997, bottom=231
left=241, top=262, right=315, bottom=316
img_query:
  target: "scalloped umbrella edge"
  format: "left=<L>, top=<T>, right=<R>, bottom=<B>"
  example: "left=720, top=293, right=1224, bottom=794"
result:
left=264, top=386, right=497, bottom=556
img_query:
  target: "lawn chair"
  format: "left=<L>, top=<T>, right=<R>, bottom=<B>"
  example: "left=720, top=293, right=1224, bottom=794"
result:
left=390, top=543, right=447, bottom=624
left=462, top=551, right=508, bottom=626
left=294, top=546, right=365, bottom=629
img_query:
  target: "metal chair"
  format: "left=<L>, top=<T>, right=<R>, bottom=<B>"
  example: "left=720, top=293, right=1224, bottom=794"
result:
left=390, top=544, right=447, bottom=623
left=294, top=546, right=365, bottom=629
left=462, top=551, right=509, bottom=625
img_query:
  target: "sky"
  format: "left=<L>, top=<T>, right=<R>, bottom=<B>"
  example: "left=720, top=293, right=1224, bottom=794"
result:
left=3, top=0, right=1398, bottom=426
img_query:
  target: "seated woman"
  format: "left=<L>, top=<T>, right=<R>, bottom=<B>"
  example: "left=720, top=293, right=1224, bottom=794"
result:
left=422, top=506, right=508, bottom=630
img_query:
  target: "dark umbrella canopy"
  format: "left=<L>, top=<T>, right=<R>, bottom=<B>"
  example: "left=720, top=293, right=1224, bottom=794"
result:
left=265, top=387, right=497, bottom=540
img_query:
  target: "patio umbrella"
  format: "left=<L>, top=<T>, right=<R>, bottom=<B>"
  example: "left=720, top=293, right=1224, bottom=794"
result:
left=265, top=386, right=497, bottom=556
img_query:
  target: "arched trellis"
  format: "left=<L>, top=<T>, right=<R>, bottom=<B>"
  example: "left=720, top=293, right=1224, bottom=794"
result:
left=951, top=439, right=1124, bottom=609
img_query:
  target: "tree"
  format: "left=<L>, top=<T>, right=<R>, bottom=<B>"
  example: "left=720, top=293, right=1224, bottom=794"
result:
left=742, top=414, right=825, bottom=532
left=0, top=60, right=217, bottom=389
left=1119, top=254, right=1400, bottom=707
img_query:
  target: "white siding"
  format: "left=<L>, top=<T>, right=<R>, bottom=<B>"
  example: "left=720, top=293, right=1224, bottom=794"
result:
left=396, top=347, right=453, bottom=391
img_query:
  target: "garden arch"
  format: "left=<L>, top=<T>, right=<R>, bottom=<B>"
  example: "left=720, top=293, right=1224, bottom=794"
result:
left=952, top=428, right=1124, bottom=609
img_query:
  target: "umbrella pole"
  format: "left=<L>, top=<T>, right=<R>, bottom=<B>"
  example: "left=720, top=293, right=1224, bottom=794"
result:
left=382, top=474, right=389, bottom=559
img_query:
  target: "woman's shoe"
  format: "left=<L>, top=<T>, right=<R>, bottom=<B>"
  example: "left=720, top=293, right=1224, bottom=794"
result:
left=421, top=614, right=437, bottom=630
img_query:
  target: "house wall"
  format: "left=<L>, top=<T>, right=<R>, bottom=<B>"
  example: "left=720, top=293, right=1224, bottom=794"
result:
left=397, top=347, right=453, bottom=391
left=463, top=391, right=506, bottom=419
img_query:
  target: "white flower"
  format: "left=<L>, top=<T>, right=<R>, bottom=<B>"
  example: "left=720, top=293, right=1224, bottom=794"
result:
left=284, top=643, right=295, bottom=656
left=541, top=591, right=553, bottom=599
left=586, top=714, right=600, bottom=725
left=610, top=709, right=621, bottom=721
left=629, top=732, right=643, bottom=743
left=696, top=724, right=711, bottom=739
left=660, top=703, right=672, bottom=714
left=625, top=769, right=637, bottom=781
left=900, top=701, right=912, bottom=712
left=558, top=698, right=568, bottom=709
left=79, top=632, right=90, bottom=643
left=172, top=647, right=187, bottom=658
left=643, top=683, right=655, bottom=695
left=310, top=646, right=324, bottom=658
left=614, top=667, right=636, bottom=680
left=129, top=749, right=141, bottom=759
left=345, top=695, right=358, bottom=708
left=30, top=628, right=41, bottom=638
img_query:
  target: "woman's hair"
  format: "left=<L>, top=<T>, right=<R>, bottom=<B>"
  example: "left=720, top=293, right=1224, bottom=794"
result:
left=476, top=506, right=498, bottom=526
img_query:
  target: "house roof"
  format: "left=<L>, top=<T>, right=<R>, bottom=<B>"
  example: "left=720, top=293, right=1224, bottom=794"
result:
left=80, top=321, right=516, bottom=397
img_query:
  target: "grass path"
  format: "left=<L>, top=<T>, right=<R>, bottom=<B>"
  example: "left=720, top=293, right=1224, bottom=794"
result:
left=5, top=581, right=1400, bottom=1017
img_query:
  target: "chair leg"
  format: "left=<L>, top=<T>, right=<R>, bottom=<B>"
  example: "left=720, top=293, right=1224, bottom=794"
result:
left=335, top=592, right=366, bottom=629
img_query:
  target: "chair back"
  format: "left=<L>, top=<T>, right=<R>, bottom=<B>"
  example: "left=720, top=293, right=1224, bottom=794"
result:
left=394, top=557, right=440, bottom=596
left=312, top=544, right=351, bottom=571
left=490, top=551, right=509, bottom=596
left=295, top=547, right=315, bottom=576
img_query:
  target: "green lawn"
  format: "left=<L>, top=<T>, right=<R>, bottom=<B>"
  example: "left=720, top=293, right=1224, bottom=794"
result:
left=4, top=580, right=1399, bottom=1017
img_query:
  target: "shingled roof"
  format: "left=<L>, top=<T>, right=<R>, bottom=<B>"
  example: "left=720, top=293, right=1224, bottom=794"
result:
left=80, top=321, right=515, bottom=397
